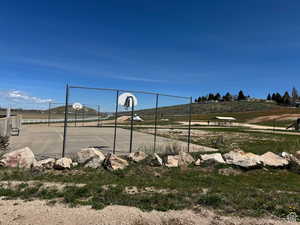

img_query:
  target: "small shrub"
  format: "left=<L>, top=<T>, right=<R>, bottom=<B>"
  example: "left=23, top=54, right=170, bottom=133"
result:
left=0, top=135, right=9, bottom=154
left=198, top=194, right=225, bottom=208
left=159, top=143, right=182, bottom=159
left=161, top=218, right=195, bottom=225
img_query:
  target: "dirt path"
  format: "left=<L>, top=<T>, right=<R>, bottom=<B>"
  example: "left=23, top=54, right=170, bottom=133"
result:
left=180, top=121, right=288, bottom=131
left=247, top=114, right=300, bottom=124
left=0, top=199, right=297, bottom=225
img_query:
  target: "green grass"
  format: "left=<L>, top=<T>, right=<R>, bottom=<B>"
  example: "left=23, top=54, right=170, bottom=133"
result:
left=0, top=161, right=299, bottom=219
left=255, top=120, right=295, bottom=127
left=136, top=126, right=300, bottom=155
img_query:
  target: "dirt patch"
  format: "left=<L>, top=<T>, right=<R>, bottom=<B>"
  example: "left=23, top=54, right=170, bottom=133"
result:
left=124, top=186, right=177, bottom=195
left=0, top=198, right=297, bottom=225
left=0, top=181, right=85, bottom=191
left=247, top=114, right=300, bottom=124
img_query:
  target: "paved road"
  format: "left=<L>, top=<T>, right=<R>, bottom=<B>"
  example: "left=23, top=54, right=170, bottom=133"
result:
left=10, top=125, right=216, bottom=159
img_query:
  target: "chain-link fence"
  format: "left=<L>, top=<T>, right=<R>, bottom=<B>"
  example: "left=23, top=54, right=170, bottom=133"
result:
left=61, top=85, right=193, bottom=157
left=0, top=86, right=194, bottom=158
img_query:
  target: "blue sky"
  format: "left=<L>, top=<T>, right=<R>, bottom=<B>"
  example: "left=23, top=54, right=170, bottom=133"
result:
left=1, top=0, right=300, bottom=109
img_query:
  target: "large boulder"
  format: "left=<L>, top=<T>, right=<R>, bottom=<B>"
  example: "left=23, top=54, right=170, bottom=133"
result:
left=223, top=150, right=261, bottom=168
left=0, top=147, right=35, bottom=169
left=103, top=153, right=129, bottom=171
left=178, top=151, right=194, bottom=167
left=295, top=151, right=300, bottom=160
left=128, top=151, right=147, bottom=162
left=260, top=152, right=289, bottom=167
left=281, top=152, right=300, bottom=173
left=165, top=155, right=179, bottom=168
left=200, top=153, right=225, bottom=164
left=33, top=158, right=55, bottom=169
left=54, top=157, right=72, bottom=170
left=76, top=148, right=105, bottom=164
left=149, top=153, right=163, bottom=167
left=84, top=156, right=104, bottom=169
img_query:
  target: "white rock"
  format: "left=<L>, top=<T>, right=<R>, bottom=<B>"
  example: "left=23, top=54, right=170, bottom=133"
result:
left=281, top=152, right=290, bottom=159
left=194, top=159, right=201, bottom=166
left=76, top=148, right=105, bottom=164
left=223, top=150, right=261, bottom=168
left=281, top=153, right=300, bottom=168
left=128, top=151, right=147, bottom=162
left=84, top=156, right=103, bottom=169
left=0, top=147, right=35, bottom=169
left=54, top=157, right=72, bottom=169
left=72, top=162, right=78, bottom=167
left=200, top=153, right=225, bottom=164
left=165, top=155, right=179, bottom=168
left=103, top=154, right=129, bottom=171
left=178, top=151, right=194, bottom=167
left=295, top=151, right=300, bottom=160
left=150, top=153, right=163, bottom=166
left=260, top=152, right=289, bottom=167
left=34, top=158, right=55, bottom=169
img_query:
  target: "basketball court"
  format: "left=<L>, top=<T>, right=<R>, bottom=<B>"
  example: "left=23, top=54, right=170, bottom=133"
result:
left=9, top=125, right=215, bottom=159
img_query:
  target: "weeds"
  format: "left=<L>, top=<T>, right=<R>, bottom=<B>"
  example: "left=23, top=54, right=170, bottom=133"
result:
left=0, top=135, right=9, bottom=154
left=0, top=153, right=299, bottom=219
left=197, top=194, right=225, bottom=208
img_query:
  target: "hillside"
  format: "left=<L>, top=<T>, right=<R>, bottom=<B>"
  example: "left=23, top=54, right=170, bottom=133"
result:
left=132, top=101, right=283, bottom=116
left=1, top=105, right=98, bottom=115
left=48, top=105, right=98, bottom=114
left=119, top=101, right=300, bottom=122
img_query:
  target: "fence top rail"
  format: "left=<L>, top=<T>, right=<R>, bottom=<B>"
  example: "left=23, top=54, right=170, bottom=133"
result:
left=69, top=85, right=191, bottom=100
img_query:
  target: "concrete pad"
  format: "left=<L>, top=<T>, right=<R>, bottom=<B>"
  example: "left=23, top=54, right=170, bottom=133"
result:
left=10, top=125, right=217, bottom=159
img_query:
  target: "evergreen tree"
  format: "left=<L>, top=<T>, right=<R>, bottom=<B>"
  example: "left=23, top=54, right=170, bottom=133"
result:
left=237, top=90, right=246, bottom=101
left=275, top=93, right=282, bottom=104
left=271, top=93, right=276, bottom=101
left=223, top=92, right=232, bottom=101
left=215, top=93, right=221, bottom=101
left=267, top=94, right=271, bottom=100
left=208, top=93, right=215, bottom=101
left=282, top=91, right=291, bottom=105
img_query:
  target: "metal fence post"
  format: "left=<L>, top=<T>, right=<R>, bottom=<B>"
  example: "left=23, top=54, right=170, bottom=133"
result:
left=82, top=105, right=85, bottom=127
left=113, top=90, right=119, bottom=154
left=75, top=110, right=77, bottom=127
left=153, top=94, right=159, bottom=153
left=62, top=84, right=69, bottom=158
left=187, top=97, right=192, bottom=153
left=97, top=105, right=100, bottom=127
left=129, top=96, right=134, bottom=153
left=48, top=102, right=51, bottom=127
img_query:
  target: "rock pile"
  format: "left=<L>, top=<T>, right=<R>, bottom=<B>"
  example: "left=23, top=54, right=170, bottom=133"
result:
left=0, top=146, right=299, bottom=172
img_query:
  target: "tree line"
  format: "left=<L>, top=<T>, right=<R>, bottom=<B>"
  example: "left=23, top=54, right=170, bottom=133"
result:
left=267, top=87, right=299, bottom=106
left=195, top=90, right=248, bottom=103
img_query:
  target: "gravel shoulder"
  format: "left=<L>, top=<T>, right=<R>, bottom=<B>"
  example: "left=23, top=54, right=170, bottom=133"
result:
left=0, top=199, right=297, bottom=225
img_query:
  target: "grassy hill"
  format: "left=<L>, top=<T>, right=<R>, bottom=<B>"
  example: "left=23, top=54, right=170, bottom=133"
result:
left=48, top=105, right=98, bottom=114
left=132, top=101, right=281, bottom=116
left=120, top=101, right=300, bottom=122
left=0, top=105, right=103, bottom=120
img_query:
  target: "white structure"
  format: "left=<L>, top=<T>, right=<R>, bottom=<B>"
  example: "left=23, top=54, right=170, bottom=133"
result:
left=133, top=114, right=143, bottom=122
left=215, top=116, right=236, bottom=126
left=215, top=116, right=236, bottom=121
